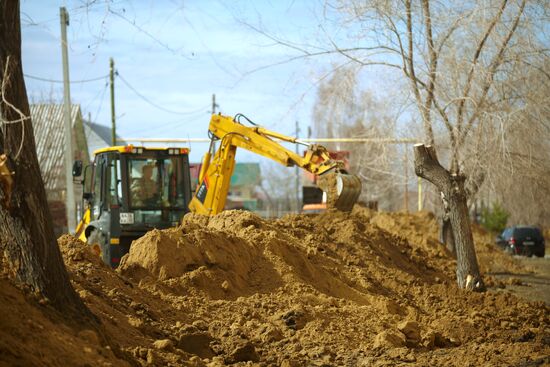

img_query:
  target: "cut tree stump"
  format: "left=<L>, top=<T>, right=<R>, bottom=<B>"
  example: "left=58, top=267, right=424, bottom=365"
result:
left=413, top=144, right=484, bottom=291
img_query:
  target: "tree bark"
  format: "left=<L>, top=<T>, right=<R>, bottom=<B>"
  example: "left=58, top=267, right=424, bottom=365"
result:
left=414, top=144, right=484, bottom=291
left=440, top=217, right=456, bottom=256
left=0, top=0, right=90, bottom=317
left=438, top=186, right=456, bottom=256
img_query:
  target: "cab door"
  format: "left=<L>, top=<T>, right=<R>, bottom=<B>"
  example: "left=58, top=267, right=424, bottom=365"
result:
left=90, top=154, right=107, bottom=221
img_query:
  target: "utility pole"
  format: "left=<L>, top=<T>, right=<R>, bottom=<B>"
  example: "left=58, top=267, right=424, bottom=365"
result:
left=295, top=120, right=300, bottom=213
left=110, top=58, right=116, bottom=146
left=60, top=7, right=76, bottom=234
left=211, top=94, right=219, bottom=115
left=210, top=94, right=219, bottom=152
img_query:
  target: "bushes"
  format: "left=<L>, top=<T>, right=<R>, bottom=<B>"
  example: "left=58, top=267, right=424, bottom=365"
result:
left=481, top=203, right=509, bottom=233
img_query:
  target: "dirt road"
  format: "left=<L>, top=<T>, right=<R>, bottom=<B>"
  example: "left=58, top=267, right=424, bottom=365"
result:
left=490, top=255, right=550, bottom=305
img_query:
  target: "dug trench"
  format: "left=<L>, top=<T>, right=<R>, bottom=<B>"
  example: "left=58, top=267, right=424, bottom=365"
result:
left=0, top=207, right=548, bottom=366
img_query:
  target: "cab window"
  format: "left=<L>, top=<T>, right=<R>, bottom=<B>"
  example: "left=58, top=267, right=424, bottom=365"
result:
left=91, top=157, right=103, bottom=217
left=106, top=155, right=122, bottom=206
left=128, top=156, right=186, bottom=209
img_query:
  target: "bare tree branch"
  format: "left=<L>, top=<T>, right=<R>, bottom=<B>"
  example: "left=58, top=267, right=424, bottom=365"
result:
left=460, top=0, right=527, bottom=144
left=421, top=0, right=439, bottom=148
left=456, top=0, right=509, bottom=134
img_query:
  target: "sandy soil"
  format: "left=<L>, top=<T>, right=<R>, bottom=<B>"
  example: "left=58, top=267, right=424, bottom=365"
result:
left=0, top=207, right=548, bottom=366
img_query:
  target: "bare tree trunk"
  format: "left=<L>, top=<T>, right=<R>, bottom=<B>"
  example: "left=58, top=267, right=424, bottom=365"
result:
left=414, top=144, right=484, bottom=291
left=440, top=217, right=456, bottom=256
left=0, top=0, right=90, bottom=318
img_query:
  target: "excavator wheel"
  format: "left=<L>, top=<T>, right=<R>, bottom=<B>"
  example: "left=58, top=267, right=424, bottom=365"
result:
left=87, top=228, right=108, bottom=263
left=317, top=172, right=362, bottom=212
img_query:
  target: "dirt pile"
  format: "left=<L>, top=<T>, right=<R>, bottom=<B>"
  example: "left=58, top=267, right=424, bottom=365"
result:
left=362, top=207, right=530, bottom=275
left=1, top=209, right=548, bottom=366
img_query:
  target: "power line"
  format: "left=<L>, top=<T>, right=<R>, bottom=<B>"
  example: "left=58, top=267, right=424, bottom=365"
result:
left=21, top=2, right=108, bottom=27
left=116, top=72, right=211, bottom=116
left=127, top=110, right=209, bottom=136
left=108, top=9, right=190, bottom=58
left=83, top=80, right=110, bottom=114
left=93, top=81, right=109, bottom=124
left=24, top=73, right=108, bottom=84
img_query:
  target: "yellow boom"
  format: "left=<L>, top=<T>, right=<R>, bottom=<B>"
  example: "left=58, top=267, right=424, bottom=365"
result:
left=188, top=114, right=362, bottom=215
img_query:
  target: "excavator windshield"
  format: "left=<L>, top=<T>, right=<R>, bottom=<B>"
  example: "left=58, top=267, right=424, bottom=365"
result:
left=127, top=156, right=187, bottom=223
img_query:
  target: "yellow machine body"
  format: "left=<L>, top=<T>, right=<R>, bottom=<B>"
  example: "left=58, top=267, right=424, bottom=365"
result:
left=189, top=114, right=361, bottom=215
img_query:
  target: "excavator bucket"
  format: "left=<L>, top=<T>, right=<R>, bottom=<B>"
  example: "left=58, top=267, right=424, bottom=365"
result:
left=317, top=171, right=362, bottom=212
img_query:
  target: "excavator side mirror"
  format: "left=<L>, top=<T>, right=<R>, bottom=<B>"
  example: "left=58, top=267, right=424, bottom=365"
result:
left=81, top=164, right=92, bottom=196
left=72, top=160, right=83, bottom=177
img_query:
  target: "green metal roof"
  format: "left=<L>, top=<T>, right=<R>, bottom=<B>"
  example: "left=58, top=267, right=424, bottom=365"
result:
left=230, top=163, right=261, bottom=186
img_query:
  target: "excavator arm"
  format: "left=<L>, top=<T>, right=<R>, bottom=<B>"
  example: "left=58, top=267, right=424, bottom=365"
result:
left=188, top=114, right=361, bottom=215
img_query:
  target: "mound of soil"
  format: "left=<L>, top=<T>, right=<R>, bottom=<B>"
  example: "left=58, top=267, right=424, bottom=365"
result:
left=1, top=208, right=548, bottom=366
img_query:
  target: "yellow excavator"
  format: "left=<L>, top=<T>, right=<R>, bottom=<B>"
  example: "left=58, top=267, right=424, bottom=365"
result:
left=189, top=113, right=362, bottom=215
left=74, top=113, right=361, bottom=267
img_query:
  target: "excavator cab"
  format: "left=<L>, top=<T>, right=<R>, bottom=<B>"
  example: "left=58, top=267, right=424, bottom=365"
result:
left=74, top=145, right=192, bottom=267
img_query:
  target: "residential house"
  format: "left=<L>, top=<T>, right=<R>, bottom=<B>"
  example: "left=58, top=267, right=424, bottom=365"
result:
left=83, top=119, right=125, bottom=159
left=226, top=163, right=261, bottom=210
left=30, top=104, right=88, bottom=237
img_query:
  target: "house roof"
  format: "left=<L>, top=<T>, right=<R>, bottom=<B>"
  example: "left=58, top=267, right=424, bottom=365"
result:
left=30, top=104, right=84, bottom=191
left=83, top=120, right=125, bottom=158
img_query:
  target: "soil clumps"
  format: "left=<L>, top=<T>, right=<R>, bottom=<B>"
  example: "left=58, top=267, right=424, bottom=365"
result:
left=0, top=208, right=548, bottom=366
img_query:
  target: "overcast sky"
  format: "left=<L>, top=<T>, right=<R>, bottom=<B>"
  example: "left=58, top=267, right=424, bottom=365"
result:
left=20, top=0, right=386, bottom=163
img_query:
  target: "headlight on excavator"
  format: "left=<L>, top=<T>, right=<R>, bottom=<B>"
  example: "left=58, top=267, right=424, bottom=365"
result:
left=125, top=145, right=143, bottom=154
left=168, top=148, right=186, bottom=155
